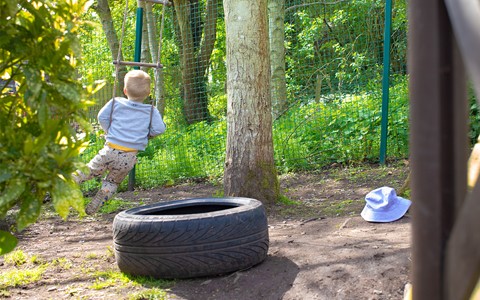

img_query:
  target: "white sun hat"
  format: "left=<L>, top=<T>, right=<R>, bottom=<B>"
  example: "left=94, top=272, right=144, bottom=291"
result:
left=361, top=186, right=412, bottom=222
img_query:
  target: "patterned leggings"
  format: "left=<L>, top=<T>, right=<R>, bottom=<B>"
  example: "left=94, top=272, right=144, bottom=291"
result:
left=74, top=145, right=137, bottom=203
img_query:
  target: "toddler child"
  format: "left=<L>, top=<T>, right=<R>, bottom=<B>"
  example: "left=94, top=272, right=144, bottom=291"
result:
left=74, top=70, right=166, bottom=214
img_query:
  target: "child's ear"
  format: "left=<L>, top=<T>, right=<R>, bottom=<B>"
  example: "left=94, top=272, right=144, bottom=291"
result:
left=123, top=88, right=127, bottom=96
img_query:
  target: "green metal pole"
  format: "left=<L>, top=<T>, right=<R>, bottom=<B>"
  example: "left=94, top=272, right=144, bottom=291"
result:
left=133, top=6, right=143, bottom=67
left=379, top=0, right=393, bottom=164
left=128, top=5, right=144, bottom=191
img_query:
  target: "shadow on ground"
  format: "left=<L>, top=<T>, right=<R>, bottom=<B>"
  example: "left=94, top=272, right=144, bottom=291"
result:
left=168, top=255, right=299, bottom=300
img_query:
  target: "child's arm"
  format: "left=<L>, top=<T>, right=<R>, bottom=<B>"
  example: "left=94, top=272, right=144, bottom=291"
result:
left=97, top=100, right=114, bottom=132
left=148, top=108, right=166, bottom=138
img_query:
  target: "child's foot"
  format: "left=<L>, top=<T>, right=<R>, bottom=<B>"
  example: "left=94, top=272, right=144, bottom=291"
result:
left=85, top=191, right=108, bottom=215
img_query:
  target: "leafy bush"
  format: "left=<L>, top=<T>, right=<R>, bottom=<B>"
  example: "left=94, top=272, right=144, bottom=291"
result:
left=0, top=0, right=93, bottom=254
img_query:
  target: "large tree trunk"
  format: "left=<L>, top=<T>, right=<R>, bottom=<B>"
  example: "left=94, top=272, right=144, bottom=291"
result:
left=93, top=0, right=127, bottom=97
left=223, top=0, right=280, bottom=205
left=268, top=0, right=288, bottom=119
left=173, top=0, right=217, bottom=124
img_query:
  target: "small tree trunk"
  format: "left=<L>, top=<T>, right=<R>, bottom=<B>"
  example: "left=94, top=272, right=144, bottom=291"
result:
left=140, top=2, right=151, bottom=74
left=145, top=2, right=166, bottom=115
left=94, top=0, right=127, bottom=96
left=315, top=73, right=323, bottom=102
left=173, top=0, right=217, bottom=124
left=223, top=0, right=280, bottom=205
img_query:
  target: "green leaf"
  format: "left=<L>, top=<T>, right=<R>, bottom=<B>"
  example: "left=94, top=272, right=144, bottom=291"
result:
left=0, top=230, right=18, bottom=255
left=0, top=178, right=26, bottom=208
left=51, top=177, right=71, bottom=219
left=0, top=169, right=12, bottom=183
left=51, top=177, right=84, bottom=218
left=23, top=136, right=34, bottom=155
left=68, top=181, right=85, bottom=215
left=17, top=194, right=41, bottom=231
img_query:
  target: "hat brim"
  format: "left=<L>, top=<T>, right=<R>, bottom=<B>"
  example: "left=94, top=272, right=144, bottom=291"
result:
left=361, top=196, right=412, bottom=223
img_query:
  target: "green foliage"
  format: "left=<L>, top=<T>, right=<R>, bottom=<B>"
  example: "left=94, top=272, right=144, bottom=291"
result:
left=285, top=0, right=407, bottom=100
left=135, top=120, right=227, bottom=187
left=468, top=85, right=480, bottom=145
left=0, top=0, right=93, bottom=253
left=75, top=1, right=416, bottom=194
left=273, top=76, right=409, bottom=172
left=78, top=76, right=410, bottom=191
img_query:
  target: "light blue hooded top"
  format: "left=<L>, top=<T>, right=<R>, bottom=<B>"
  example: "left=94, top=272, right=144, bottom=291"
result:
left=98, top=97, right=166, bottom=151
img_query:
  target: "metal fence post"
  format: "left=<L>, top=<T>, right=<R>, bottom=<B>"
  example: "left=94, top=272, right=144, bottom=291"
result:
left=127, top=3, right=144, bottom=191
left=380, top=0, right=392, bottom=164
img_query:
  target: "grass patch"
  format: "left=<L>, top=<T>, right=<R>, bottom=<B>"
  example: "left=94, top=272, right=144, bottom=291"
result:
left=0, top=251, right=74, bottom=292
left=85, top=253, right=100, bottom=260
left=328, top=164, right=389, bottom=182
left=89, top=269, right=173, bottom=292
left=128, top=288, right=167, bottom=300
left=3, top=250, right=28, bottom=266
left=106, top=246, right=115, bottom=259
left=51, top=257, right=73, bottom=270
left=0, top=247, right=173, bottom=298
left=322, top=199, right=357, bottom=217
left=99, top=197, right=135, bottom=214
left=278, top=194, right=299, bottom=206
left=90, top=270, right=132, bottom=290
left=0, top=265, right=47, bottom=289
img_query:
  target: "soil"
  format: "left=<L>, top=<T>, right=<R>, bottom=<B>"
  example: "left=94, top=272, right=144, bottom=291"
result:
left=0, top=163, right=412, bottom=300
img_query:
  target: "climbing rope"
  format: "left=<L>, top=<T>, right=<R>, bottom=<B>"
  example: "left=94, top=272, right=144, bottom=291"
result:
left=108, top=0, right=130, bottom=132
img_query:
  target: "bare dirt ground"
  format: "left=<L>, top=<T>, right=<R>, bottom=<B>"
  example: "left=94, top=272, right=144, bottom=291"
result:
left=0, top=163, right=411, bottom=300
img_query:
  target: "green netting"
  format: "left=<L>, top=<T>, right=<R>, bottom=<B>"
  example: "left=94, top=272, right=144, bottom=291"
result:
left=79, top=0, right=408, bottom=191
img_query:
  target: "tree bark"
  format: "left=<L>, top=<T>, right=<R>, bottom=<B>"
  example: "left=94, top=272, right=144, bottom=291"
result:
left=145, top=2, right=166, bottom=115
left=268, top=0, right=288, bottom=119
left=93, top=0, right=127, bottom=96
left=173, top=0, right=218, bottom=124
left=223, top=0, right=280, bottom=205
left=139, top=0, right=151, bottom=73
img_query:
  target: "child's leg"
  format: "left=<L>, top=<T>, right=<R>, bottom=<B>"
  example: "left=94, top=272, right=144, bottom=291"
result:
left=85, top=181, right=117, bottom=215
left=73, top=146, right=111, bottom=184
left=85, top=149, right=137, bottom=214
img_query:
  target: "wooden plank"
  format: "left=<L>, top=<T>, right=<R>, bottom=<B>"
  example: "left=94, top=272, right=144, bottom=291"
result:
left=444, top=0, right=480, bottom=99
left=409, top=0, right=463, bottom=298
left=113, top=61, right=163, bottom=68
left=442, top=0, right=480, bottom=298
left=139, top=0, right=172, bottom=5
left=446, top=182, right=480, bottom=300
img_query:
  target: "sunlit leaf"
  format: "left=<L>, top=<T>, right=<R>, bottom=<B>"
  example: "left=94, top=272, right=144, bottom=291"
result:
left=51, top=176, right=85, bottom=218
left=51, top=178, right=71, bottom=219
left=0, top=231, right=17, bottom=255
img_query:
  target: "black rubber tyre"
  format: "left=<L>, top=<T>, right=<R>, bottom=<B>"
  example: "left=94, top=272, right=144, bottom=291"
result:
left=112, top=197, right=269, bottom=279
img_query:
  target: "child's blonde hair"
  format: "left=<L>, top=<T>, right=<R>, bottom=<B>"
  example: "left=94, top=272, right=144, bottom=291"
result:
left=124, top=70, right=151, bottom=101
